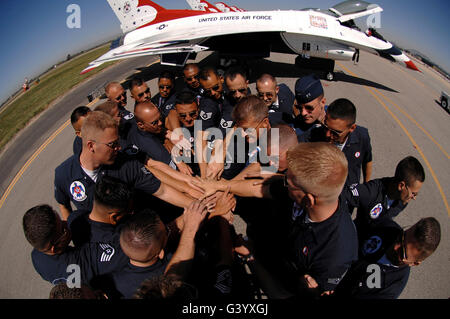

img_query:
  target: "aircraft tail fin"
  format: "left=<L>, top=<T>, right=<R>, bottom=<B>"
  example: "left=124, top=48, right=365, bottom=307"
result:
left=186, top=0, right=220, bottom=12
left=107, top=0, right=166, bottom=33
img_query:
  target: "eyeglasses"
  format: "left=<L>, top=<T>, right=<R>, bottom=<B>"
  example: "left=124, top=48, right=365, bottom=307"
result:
left=400, top=231, right=421, bottom=266
left=405, top=185, right=418, bottom=200
left=137, top=88, right=151, bottom=99
left=178, top=110, right=198, bottom=119
left=185, top=74, right=199, bottom=82
left=257, top=91, right=275, bottom=99
left=159, top=85, right=172, bottom=90
left=228, top=88, right=247, bottom=96
left=94, top=139, right=121, bottom=150
left=203, top=84, right=221, bottom=96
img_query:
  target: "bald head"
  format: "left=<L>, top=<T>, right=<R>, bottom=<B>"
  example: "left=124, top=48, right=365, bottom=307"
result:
left=256, top=73, right=279, bottom=107
left=105, top=82, right=127, bottom=108
left=134, top=102, right=163, bottom=134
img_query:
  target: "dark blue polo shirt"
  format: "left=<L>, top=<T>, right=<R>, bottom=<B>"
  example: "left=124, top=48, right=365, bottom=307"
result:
left=111, top=256, right=169, bottom=298
left=31, top=239, right=129, bottom=286
left=285, top=195, right=359, bottom=292
left=335, top=220, right=410, bottom=299
left=54, top=152, right=161, bottom=212
left=268, top=83, right=294, bottom=126
left=341, top=177, right=407, bottom=238
left=299, top=125, right=372, bottom=187
left=67, top=209, right=124, bottom=247
left=127, top=124, right=173, bottom=166
left=73, top=136, right=82, bottom=155
left=151, top=93, right=177, bottom=119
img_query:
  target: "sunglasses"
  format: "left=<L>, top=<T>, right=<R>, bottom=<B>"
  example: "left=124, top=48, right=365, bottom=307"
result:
left=114, top=92, right=126, bottom=101
left=94, top=139, right=121, bottom=150
left=400, top=231, right=421, bottom=266
left=294, top=101, right=316, bottom=113
left=257, top=91, right=274, bottom=99
left=137, top=88, right=151, bottom=99
left=204, top=84, right=221, bottom=96
left=185, top=74, right=199, bottom=82
left=321, top=120, right=347, bottom=138
left=178, top=110, right=198, bottom=119
left=159, top=85, right=172, bottom=90
left=229, top=88, right=247, bottom=96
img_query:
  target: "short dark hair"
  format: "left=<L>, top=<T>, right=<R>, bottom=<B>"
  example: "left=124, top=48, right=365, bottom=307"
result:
left=394, top=156, right=425, bottom=185
left=232, top=95, right=268, bottom=125
left=133, top=275, right=197, bottom=300
left=130, top=77, right=146, bottom=91
left=411, top=217, right=441, bottom=260
left=224, top=66, right=247, bottom=82
left=49, top=283, right=83, bottom=299
left=23, top=205, right=57, bottom=250
left=327, top=98, right=357, bottom=125
left=175, top=90, right=197, bottom=106
left=70, top=106, right=91, bottom=125
left=158, top=70, right=175, bottom=82
left=120, top=209, right=166, bottom=251
left=94, top=176, right=132, bottom=211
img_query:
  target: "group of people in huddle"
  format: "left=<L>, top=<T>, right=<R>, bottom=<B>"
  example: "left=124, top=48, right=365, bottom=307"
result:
left=23, top=61, right=441, bottom=300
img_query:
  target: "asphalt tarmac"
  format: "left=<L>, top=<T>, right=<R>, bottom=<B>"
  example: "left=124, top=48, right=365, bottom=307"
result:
left=0, top=50, right=448, bottom=299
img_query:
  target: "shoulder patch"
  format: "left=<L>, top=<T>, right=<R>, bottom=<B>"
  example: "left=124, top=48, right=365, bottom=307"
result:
left=200, top=110, right=212, bottom=120
left=370, top=203, right=383, bottom=219
left=220, top=118, right=233, bottom=128
left=99, top=243, right=115, bottom=262
left=70, top=181, right=87, bottom=202
left=354, top=151, right=361, bottom=158
left=362, top=235, right=383, bottom=255
left=123, top=113, right=134, bottom=120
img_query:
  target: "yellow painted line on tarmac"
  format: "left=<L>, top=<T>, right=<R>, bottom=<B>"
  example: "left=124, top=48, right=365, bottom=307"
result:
left=0, top=57, right=162, bottom=211
left=374, top=88, right=450, bottom=159
left=0, top=96, right=99, bottom=210
left=337, top=62, right=450, bottom=217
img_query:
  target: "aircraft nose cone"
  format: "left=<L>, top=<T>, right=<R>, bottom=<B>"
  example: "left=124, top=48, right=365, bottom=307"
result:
left=405, top=60, right=420, bottom=72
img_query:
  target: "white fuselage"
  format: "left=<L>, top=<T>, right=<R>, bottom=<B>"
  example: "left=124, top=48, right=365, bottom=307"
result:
left=123, top=9, right=392, bottom=61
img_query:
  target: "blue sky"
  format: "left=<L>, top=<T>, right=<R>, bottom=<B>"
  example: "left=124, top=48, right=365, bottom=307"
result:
left=0, top=0, right=448, bottom=104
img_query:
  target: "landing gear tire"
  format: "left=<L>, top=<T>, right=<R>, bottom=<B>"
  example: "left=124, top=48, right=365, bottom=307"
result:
left=326, top=71, right=334, bottom=81
left=441, top=99, right=448, bottom=111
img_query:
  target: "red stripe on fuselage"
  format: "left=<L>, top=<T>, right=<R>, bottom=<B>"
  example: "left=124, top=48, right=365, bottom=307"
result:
left=137, top=10, right=212, bottom=29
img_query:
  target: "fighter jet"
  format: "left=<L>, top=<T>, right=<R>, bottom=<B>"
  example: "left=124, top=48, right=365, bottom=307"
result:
left=81, top=0, right=420, bottom=80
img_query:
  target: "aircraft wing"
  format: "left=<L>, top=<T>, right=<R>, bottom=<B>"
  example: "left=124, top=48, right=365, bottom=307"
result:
left=80, top=41, right=208, bottom=74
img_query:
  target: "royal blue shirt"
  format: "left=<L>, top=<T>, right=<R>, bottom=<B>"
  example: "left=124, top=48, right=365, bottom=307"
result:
left=299, top=125, right=373, bottom=187
left=335, top=220, right=410, bottom=299
left=54, top=152, right=161, bottom=212
left=341, top=177, right=407, bottom=239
